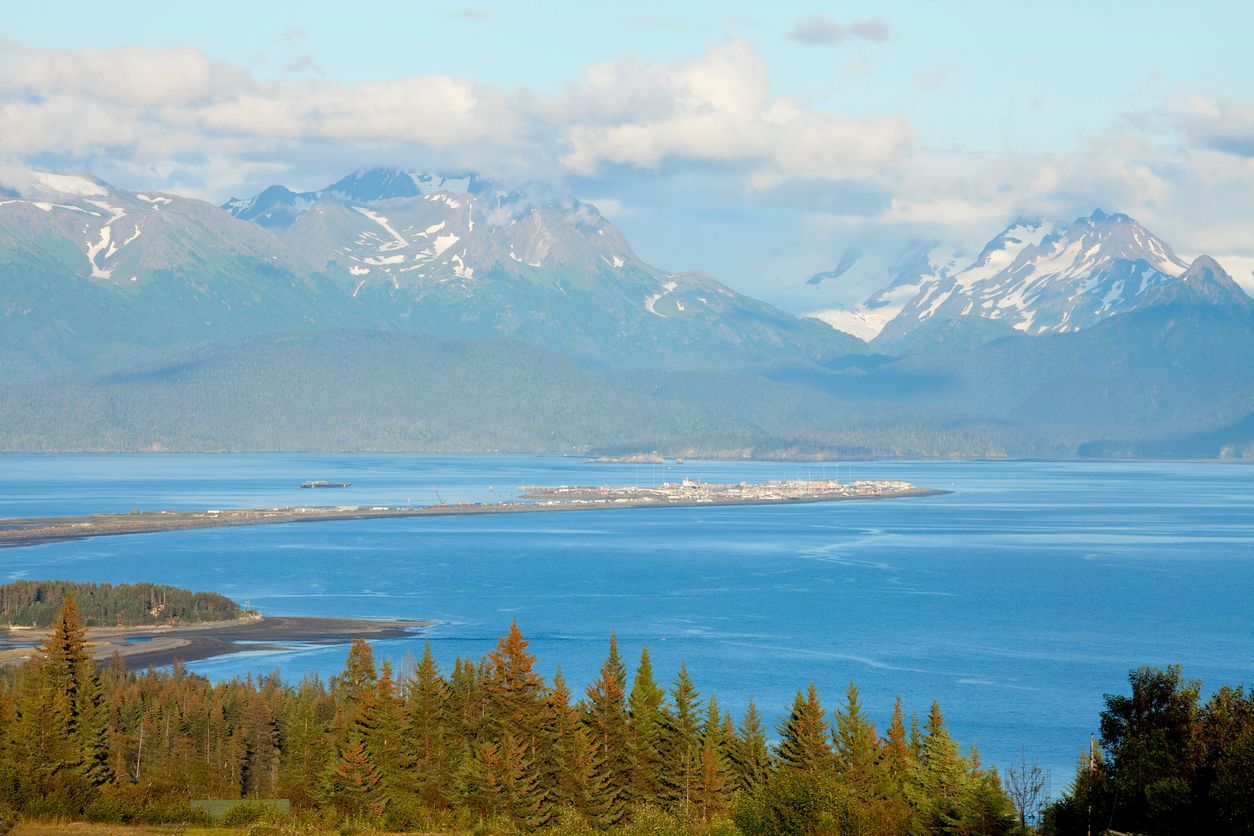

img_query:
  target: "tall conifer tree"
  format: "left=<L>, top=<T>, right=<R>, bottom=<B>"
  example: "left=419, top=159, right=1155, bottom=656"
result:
left=404, top=643, right=452, bottom=810
left=776, top=683, right=834, bottom=772
left=833, top=680, right=883, bottom=797
left=660, top=662, right=703, bottom=808
left=584, top=634, right=630, bottom=827
left=627, top=645, right=666, bottom=803
left=730, top=700, right=773, bottom=795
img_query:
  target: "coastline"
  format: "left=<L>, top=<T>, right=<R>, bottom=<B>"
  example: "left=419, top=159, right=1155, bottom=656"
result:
left=0, top=487, right=950, bottom=549
left=0, top=615, right=432, bottom=671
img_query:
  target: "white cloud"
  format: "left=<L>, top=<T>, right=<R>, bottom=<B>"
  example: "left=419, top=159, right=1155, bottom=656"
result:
left=0, top=40, right=250, bottom=107
left=1, top=37, right=1252, bottom=296
left=559, top=40, right=913, bottom=187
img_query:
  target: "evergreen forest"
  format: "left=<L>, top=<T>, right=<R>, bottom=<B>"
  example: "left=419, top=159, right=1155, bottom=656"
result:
left=0, top=598, right=1250, bottom=834
left=0, top=580, right=243, bottom=628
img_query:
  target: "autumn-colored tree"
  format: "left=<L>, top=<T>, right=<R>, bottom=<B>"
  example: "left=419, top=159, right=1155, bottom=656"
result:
left=484, top=622, right=549, bottom=827
left=486, top=620, right=546, bottom=737
left=323, top=639, right=383, bottom=816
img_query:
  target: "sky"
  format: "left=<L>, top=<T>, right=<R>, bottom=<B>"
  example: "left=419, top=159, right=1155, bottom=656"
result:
left=4, top=0, right=1254, bottom=307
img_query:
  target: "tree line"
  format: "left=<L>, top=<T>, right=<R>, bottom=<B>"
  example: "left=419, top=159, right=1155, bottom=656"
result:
left=4, top=598, right=1250, bottom=833
left=0, top=580, right=242, bottom=628
left=1043, top=665, right=1254, bottom=834
left=0, top=596, right=1021, bottom=833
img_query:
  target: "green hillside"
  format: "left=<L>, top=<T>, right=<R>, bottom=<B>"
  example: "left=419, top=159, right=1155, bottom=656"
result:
left=0, top=580, right=243, bottom=628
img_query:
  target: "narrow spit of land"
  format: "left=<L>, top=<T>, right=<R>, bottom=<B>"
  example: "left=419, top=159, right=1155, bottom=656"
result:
left=0, top=615, right=431, bottom=671
left=0, top=479, right=948, bottom=549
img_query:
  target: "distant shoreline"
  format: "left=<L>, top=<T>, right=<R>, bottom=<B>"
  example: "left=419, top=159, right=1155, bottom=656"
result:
left=0, top=487, right=948, bottom=549
left=0, top=451, right=1249, bottom=464
left=0, top=615, right=432, bottom=671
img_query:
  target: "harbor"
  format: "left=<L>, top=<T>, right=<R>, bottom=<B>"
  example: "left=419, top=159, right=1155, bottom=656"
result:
left=0, top=478, right=946, bottom=548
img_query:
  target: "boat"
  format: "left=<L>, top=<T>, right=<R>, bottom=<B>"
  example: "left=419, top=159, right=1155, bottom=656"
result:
left=300, top=480, right=351, bottom=489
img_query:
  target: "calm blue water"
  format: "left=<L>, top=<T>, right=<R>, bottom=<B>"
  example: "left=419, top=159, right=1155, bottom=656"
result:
left=1, top=454, right=1251, bottom=790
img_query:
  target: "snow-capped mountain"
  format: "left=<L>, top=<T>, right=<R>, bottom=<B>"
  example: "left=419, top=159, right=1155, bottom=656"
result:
left=220, top=167, right=862, bottom=368
left=0, top=167, right=861, bottom=381
left=226, top=166, right=640, bottom=293
left=803, top=241, right=967, bottom=341
left=808, top=210, right=1244, bottom=349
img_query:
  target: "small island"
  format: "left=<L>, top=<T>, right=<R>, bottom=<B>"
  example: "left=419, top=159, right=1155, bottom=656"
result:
left=0, top=580, right=430, bottom=671
left=0, top=478, right=947, bottom=549
left=591, top=452, right=667, bottom=464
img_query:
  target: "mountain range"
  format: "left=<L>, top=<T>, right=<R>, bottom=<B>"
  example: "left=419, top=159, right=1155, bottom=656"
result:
left=1, top=167, right=1251, bottom=458
left=803, top=210, right=1251, bottom=351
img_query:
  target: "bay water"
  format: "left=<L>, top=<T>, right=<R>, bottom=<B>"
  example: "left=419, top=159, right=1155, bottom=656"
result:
left=1, top=454, right=1251, bottom=789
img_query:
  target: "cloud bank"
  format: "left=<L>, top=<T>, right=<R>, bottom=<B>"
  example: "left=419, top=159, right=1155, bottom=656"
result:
left=0, top=35, right=1251, bottom=297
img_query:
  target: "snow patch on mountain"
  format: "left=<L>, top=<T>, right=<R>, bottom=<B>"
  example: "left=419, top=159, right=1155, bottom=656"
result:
left=802, top=241, right=967, bottom=340
left=810, top=211, right=1213, bottom=345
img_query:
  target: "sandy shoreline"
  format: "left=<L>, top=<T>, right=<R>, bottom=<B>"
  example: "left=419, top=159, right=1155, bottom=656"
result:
left=0, top=615, right=433, bottom=671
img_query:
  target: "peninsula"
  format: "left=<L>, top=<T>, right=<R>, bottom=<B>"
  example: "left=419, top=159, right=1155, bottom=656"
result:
left=0, top=478, right=946, bottom=548
left=0, top=580, right=432, bottom=671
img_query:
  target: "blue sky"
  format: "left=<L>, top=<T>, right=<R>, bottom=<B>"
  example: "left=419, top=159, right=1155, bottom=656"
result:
left=4, top=0, right=1254, bottom=305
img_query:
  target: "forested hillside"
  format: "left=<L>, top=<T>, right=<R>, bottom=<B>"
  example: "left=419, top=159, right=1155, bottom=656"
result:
left=0, top=580, right=243, bottom=627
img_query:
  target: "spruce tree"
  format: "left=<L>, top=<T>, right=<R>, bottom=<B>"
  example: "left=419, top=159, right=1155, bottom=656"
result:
left=695, top=697, right=729, bottom=821
left=369, top=662, right=413, bottom=809
left=323, top=639, right=383, bottom=816
left=453, top=741, right=499, bottom=821
left=404, top=643, right=453, bottom=810
left=583, top=633, right=630, bottom=827
left=776, top=683, right=834, bottom=772
left=544, top=670, right=596, bottom=818
left=833, top=680, right=882, bottom=798
left=729, top=700, right=772, bottom=795
left=278, top=681, right=328, bottom=808
left=626, top=645, right=666, bottom=804
left=907, top=700, right=969, bottom=832
left=448, top=656, right=488, bottom=751
left=487, top=620, right=545, bottom=736
left=9, top=594, right=112, bottom=807
left=884, top=697, right=914, bottom=781
left=879, top=696, right=916, bottom=832
left=660, top=662, right=703, bottom=808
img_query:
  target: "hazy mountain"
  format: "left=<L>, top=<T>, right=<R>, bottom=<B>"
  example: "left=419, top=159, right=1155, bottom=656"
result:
left=805, top=211, right=1242, bottom=353
left=802, top=241, right=968, bottom=340
left=0, top=167, right=862, bottom=380
left=3, top=169, right=1253, bottom=458
left=773, top=259, right=1254, bottom=457
left=0, top=171, right=362, bottom=381
left=222, top=166, right=865, bottom=369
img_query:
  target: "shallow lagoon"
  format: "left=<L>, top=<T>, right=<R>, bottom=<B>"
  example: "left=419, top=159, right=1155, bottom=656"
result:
left=1, top=454, right=1251, bottom=787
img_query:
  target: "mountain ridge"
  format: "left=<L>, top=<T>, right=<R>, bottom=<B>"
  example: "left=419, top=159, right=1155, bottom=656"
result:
left=2, top=166, right=1252, bottom=458
left=804, top=210, right=1249, bottom=351
left=0, top=166, right=863, bottom=379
